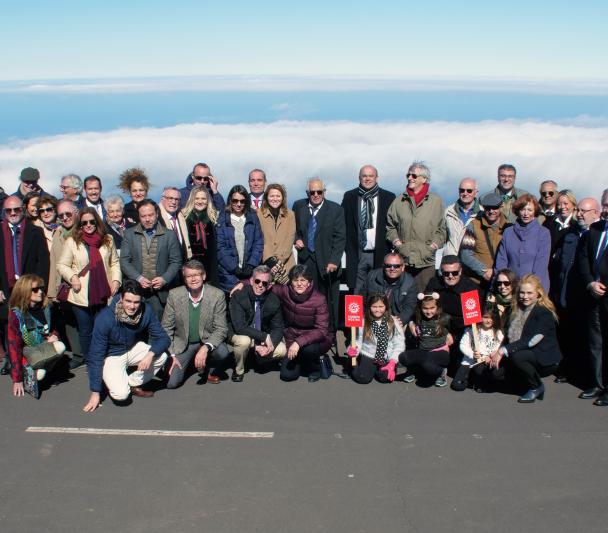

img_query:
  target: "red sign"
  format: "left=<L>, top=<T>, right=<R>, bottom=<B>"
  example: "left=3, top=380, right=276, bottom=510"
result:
left=460, top=290, right=482, bottom=326
left=344, top=295, right=364, bottom=327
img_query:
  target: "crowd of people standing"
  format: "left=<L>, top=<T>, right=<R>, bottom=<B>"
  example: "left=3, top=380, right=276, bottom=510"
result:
left=1, top=161, right=607, bottom=410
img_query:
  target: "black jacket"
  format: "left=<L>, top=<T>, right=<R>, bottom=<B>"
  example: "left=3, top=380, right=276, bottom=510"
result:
left=228, top=285, right=284, bottom=347
left=503, top=305, right=561, bottom=367
left=579, top=220, right=608, bottom=310
left=341, top=187, right=395, bottom=290
left=425, top=275, right=478, bottom=334
left=361, top=268, right=417, bottom=324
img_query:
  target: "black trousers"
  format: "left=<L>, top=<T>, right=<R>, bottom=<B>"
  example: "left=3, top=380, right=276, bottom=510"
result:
left=351, top=355, right=390, bottom=384
left=399, top=348, right=449, bottom=381
left=302, top=254, right=340, bottom=333
left=508, top=349, right=557, bottom=389
left=587, top=304, right=608, bottom=389
left=280, top=342, right=322, bottom=381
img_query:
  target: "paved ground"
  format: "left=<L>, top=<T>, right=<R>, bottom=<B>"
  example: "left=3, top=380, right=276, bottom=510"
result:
left=1, top=347, right=607, bottom=533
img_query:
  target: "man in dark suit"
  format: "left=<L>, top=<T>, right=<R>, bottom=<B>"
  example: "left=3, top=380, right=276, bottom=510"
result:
left=293, top=178, right=346, bottom=332
left=0, top=196, right=49, bottom=373
left=76, top=175, right=107, bottom=220
left=120, top=199, right=182, bottom=321
left=341, top=165, right=395, bottom=294
left=579, top=189, right=608, bottom=405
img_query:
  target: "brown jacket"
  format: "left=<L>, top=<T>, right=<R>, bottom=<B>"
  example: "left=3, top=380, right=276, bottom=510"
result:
left=257, top=207, right=296, bottom=273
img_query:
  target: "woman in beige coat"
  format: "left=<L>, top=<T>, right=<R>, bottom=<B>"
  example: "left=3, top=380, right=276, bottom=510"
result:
left=57, top=207, right=121, bottom=361
left=257, top=183, right=296, bottom=284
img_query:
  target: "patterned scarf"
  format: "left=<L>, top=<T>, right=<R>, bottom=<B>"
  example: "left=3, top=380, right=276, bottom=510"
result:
left=357, top=183, right=379, bottom=229
left=372, top=318, right=389, bottom=366
left=114, top=300, right=142, bottom=325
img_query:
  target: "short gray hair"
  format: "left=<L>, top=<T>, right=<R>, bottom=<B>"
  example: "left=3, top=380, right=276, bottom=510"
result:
left=409, top=161, right=431, bottom=181
left=252, top=265, right=272, bottom=277
left=182, top=259, right=206, bottom=275
left=61, top=173, right=82, bottom=192
left=104, top=194, right=125, bottom=211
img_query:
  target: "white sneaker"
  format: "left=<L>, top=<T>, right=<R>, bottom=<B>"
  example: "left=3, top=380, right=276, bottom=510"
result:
left=36, top=369, right=47, bottom=381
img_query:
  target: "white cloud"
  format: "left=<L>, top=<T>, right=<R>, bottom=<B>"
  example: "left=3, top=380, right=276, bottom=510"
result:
left=1, top=119, right=607, bottom=205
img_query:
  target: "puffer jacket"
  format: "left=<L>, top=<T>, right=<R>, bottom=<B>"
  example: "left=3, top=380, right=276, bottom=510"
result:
left=386, top=191, right=446, bottom=268
left=272, top=283, right=332, bottom=352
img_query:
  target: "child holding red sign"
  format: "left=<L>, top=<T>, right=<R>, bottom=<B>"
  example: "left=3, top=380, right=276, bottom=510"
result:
left=348, top=294, right=405, bottom=384
left=451, top=303, right=505, bottom=392
left=399, top=293, right=453, bottom=386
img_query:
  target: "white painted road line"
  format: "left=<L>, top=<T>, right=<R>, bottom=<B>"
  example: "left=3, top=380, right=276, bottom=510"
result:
left=26, top=427, right=274, bottom=438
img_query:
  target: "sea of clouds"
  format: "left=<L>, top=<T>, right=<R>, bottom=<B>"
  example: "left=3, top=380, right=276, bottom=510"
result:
left=0, top=119, right=606, bottom=204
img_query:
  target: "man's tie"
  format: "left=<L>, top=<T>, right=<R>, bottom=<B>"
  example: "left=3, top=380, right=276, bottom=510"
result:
left=254, top=198, right=260, bottom=209
left=594, top=224, right=608, bottom=275
left=171, top=216, right=182, bottom=244
left=12, top=225, right=20, bottom=278
left=308, top=207, right=317, bottom=252
left=254, top=299, right=262, bottom=330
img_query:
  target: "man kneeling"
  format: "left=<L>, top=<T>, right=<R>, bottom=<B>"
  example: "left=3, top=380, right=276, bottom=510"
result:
left=83, top=280, right=170, bottom=412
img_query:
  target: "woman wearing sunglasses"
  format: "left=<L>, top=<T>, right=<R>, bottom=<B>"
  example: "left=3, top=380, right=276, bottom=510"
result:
left=34, top=195, right=59, bottom=252
left=57, top=208, right=121, bottom=364
left=216, top=185, right=264, bottom=293
left=486, top=268, right=518, bottom=324
left=8, top=274, right=66, bottom=398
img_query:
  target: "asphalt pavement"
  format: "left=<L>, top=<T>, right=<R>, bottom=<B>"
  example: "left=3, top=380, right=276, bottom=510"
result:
left=1, top=345, right=607, bottom=533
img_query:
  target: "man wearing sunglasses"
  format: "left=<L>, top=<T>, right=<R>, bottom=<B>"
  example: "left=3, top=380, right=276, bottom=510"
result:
left=444, top=178, right=480, bottom=256
left=483, top=163, right=529, bottom=223
left=460, top=192, right=510, bottom=290
left=179, top=162, right=224, bottom=210
left=538, top=179, right=559, bottom=219
left=293, top=178, right=346, bottom=332
left=227, top=265, right=286, bottom=382
left=360, top=252, right=417, bottom=325
left=341, top=165, right=395, bottom=294
left=0, top=196, right=49, bottom=374
left=12, top=167, right=47, bottom=201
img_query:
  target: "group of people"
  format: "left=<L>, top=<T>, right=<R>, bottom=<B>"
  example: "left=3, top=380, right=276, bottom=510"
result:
left=1, top=161, right=607, bottom=410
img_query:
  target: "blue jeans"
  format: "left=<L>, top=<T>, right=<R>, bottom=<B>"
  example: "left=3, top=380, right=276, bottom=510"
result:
left=71, top=304, right=105, bottom=361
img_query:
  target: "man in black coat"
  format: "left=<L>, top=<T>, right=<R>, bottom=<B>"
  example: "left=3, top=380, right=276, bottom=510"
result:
left=578, top=190, right=608, bottom=405
left=341, top=165, right=395, bottom=294
left=0, top=196, right=50, bottom=373
left=293, top=178, right=346, bottom=332
left=228, top=265, right=286, bottom=382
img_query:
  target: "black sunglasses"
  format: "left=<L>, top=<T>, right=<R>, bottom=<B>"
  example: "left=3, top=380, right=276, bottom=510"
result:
left=384, top=263, right=403, bottom=269
left=253, top=278, right=270, bottom=288
left=441, top=270, right=461, bottom=278
left=496, top=280, right=512, bottom=287
left=4, top=207, right=22, bottom=214
left=80, top=219, right=97, bottom=227
left=231, top=198, right=246, bottom=205
left=307, top=190, right=324, bottom=196
left=38, top=206, right=55, bottom=214
left=541, top=191, right=555, bottom=197
left=459, top=188, right=474, bottom=194
left=406, top=173, right=424, bottom=179
left=31, top=286, right=45, bottom=293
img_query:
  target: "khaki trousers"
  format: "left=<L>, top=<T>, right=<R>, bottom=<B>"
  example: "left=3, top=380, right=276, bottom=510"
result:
left=230, top=335, right=286, bottom=376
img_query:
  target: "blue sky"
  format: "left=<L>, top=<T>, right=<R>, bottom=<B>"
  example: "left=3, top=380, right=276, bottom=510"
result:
left=2, top=0, right=607, bottom=81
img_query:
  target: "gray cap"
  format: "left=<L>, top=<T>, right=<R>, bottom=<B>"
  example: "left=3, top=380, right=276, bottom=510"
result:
left=20, top=167, right=40, bottom=182
left=480, top=192, right=502, bottom=208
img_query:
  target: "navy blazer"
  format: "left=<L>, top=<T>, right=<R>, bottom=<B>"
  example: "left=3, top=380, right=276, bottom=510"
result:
left=579, top=220, right=608, bottom=310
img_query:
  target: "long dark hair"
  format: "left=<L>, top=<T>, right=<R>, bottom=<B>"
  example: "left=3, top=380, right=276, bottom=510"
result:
left=225, top=185, right=251, bottom=214
left=363, top=293, right=395, bottom=341
left=72, top=207, right=112, bottom=248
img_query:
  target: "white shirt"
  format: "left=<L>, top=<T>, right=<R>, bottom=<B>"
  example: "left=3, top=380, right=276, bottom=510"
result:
left=361, top=195, right=378, bottom=251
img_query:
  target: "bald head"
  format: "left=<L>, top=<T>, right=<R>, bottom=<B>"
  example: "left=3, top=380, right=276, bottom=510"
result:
left=458, top=177, right=478, bottom=208
left=3, top=195, right=24, bottom=225
left=576, top=197, right=600, bottom=229
left=359, top=165, right=379, bottom=190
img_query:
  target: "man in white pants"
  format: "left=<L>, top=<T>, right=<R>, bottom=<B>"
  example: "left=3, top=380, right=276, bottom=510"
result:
left=83, top=280, right=170, bottom=412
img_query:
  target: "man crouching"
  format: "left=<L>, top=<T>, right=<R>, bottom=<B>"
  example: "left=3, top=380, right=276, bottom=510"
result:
left=83, top=280, right=169, bottom=412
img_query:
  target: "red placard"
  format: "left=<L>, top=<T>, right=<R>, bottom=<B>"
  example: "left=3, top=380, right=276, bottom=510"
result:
left=460, top=290, right=482, bottom=326
left=344, top=295, right=364, bottom=328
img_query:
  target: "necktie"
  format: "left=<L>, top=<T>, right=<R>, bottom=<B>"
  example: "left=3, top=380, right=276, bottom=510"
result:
left=171, top=216, right=182, bottom=244
left=254, top=198, right=260, bottom=209
left=12, top=225, right=20, bottom=278
left=254, top=299, right=262, bottom=330
left=308, top=207, right=317, bottom=252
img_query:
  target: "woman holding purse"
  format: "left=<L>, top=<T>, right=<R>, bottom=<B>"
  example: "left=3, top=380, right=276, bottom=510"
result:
left=57, top=207, right=121, bottom=363
left=8, top=274, right=66, bottom=398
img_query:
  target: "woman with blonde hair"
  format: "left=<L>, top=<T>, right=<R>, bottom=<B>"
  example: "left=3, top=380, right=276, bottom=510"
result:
left=57, top=207, right=121, bottom=365
left=488, top=274, right=561, bottom=403
left=8, top=274, right=66, bottom=398
left=257, top=183, right=296, bottom=284
left=182, top=185, right=219, bottom=286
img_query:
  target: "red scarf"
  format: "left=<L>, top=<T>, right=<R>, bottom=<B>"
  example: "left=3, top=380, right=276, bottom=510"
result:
left=81, top=232, right=110, bottom=306
left=2, top=220, right=25, bottom=290
left=194, top=221, right=208, bottom=250
left=407, top=183, right=429, bottom=206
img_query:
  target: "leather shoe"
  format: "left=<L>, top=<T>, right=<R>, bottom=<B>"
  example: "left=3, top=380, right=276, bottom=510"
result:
left=0, top=357, right=10, bottom=375
left=207, top=374, right=221, bottom=384
left=130, top=386, right=154, bottom=398
left=593, top=392, right=608, bottom=406
left=554, top=375, right=568, bottom=384
left=579, top=387, right=602, bottom=400
left=231, top=372, right=244, bottom=383
left=517, top=383, right=545, bottom=403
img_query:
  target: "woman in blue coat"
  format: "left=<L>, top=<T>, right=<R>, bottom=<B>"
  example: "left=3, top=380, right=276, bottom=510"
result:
left=216, top=185, right=264, bottom=293
left=495, top=194, right=551, bottom=292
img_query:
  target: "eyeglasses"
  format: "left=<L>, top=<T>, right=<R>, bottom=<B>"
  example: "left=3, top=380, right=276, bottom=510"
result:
left=80, top=219, right=97, bottom=227
left=459, top=188, right=474, bottom=194
left=192, top=175, right=209, bottom=181
left=578, top=208, right=598, bottom=214
left=163, top=196, right=180, bottom=202
left=59, top=184, right=76, bottom=190
left=406, top=173, right=424, bottom=179
left=440, top=270, right=461, bottom=278
left=496, top=280, right=511, bottom=287
left=484, top=206, right=500, bottom=211
left=31, top=286, right=45, bottom=293
left=4, top=207, right=22, bottom=214
left=253, top=278, right=270, bottom=288
left=184, top=273, right=203, bottom=279
left=38, top=206, right=55, bottom=214
left=307, top=190, right=324, bottom=196
left=58, top=212, right=74, bottom=219
left=231, top=198, right=246, bottom=205
left=541, top=191, right=555, bottom=197
left=383, top=263, right=403, bottom=269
